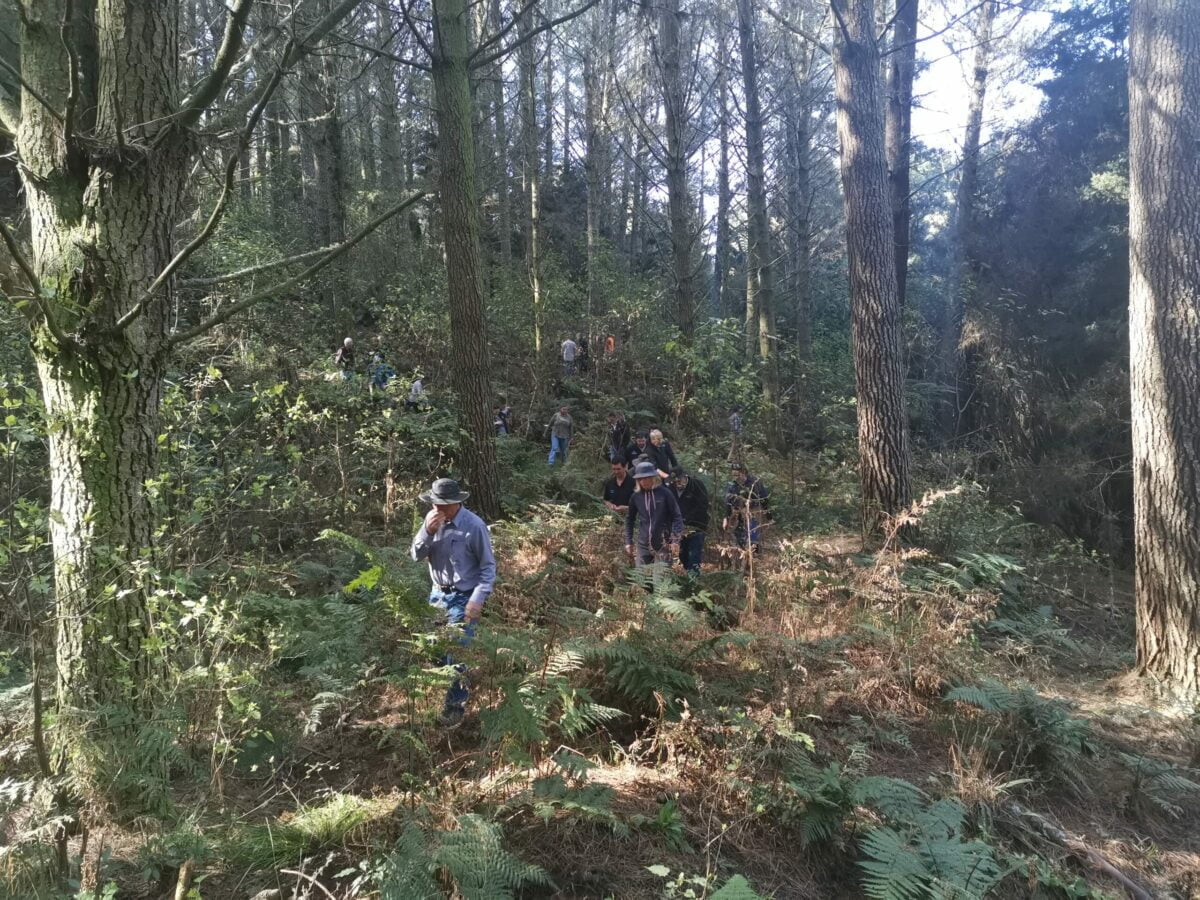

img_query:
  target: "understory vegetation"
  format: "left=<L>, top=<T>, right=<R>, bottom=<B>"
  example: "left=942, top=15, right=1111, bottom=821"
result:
left=2, top=346, right=1196, bottom=898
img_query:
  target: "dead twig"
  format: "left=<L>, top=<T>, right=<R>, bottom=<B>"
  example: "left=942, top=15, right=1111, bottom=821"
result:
left=1007, top=802, right=1154, bottom=900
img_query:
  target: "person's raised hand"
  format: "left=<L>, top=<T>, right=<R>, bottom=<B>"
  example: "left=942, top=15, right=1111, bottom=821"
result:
left=426, top=510, right=447, bottom=535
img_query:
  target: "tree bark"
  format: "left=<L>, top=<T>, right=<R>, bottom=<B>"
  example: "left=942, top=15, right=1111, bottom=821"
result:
left=941, top=0, right=996, bottom=434
left=489, top=0, right=513, bottom=262
left=5, top=0, right=409, bottom=817
left=786, top=86, right=813, bottom=361
left=714, top=22, right=733, bottom=319
left=737, top=0, right=779, bottom=424
left=884, top=0, right=917, bottom=308
left=832, top=0, right=913, bottom=533
left=431, top=0, right=502, bottom=519
left=657, top=0, right=696, bottom=342
left=1128, top=0, right=1200, bottom=702
left=16, top=0, right=186, bottom=815
left=518, top=7, right=545, bottom=352
left=584, top=0, right=616, bottom=327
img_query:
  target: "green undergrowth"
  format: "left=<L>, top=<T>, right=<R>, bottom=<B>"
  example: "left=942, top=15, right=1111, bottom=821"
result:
left=2, top=366, right=1195, bottom=899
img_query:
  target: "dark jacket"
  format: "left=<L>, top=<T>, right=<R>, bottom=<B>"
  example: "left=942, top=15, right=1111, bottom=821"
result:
left=725, top=475, right=770, bottom=519
left=673, top=478, right=710, bottom=532
left=334, top=345, right=355, bottom=370
left=603, top=474, right=635, bottom=509
left=649, top=440, right=678, bottom=474
left=606, top=420, right=631, bottom=456
left=623, top=441, right=651, bottom=467
left=625, top=485, right=684, bottom=550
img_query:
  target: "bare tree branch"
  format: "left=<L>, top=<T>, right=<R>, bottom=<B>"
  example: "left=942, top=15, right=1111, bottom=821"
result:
left=0, top=92, right=18, bottom=135
left=829, top=0, right=854, bottom=49
left=346, top=37, right=432, bottom=71
left=398, top=0, right=435, bottom=60
left=179, top=243, right=344, bottom=289
left=175, top=0, right=255, bottom=131
left=0, top=215, right=40, bottom=296
left=210, top=0, right=366, bottom=133
left=60, top=0, right=80, bottom=144
left=883, top=0, right=989, bottom=57
left=0, top=217, right=74, bottom=348
left=0, top=55, right=64, bottom=123
left=472, top=0, right=603, bottom=70
left=763, top=3, right=830, bottom=54
left=470, top=0, right=538, bottom=62
left=116, top=47, right=293, bottom=334
left=168, top=191, right=426, bottom=347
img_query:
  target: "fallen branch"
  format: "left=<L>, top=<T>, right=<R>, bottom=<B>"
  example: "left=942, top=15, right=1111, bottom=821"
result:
left=1007, top=802, right=1154, bottom=900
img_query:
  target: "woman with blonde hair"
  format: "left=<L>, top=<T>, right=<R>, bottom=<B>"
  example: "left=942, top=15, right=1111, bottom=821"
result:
left=648, top=429, right=679, bottom=479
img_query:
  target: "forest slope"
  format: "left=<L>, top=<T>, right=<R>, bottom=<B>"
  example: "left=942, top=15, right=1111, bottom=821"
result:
left=3, top=363, right=1194, bottom=899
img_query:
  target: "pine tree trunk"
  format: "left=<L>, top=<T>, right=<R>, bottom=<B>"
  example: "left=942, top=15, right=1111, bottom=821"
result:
left=786, top=89, right=813, bottom=361
left=489, top=0, right=512, bottom=262
left=658, top=0, right=696, bottom=342
left=832, top=0, right=913, bottom=532
left=737, top=0, right=779, bottom=425
left=376, top=3, right=404, bottom=272
left=584, top=0, right=616, bottom=327
left=885, top=0, right=917, bottom=308
left=941, top=0, right=996, bottom=434
left=543, top=11, right=555, bottom=176
left=431, top=0, right=502, bottom=519
left=17, top=0, right=186, bottom=814
left=1128, top=0, right=1200, bottom=703
left=519, top=9, right=544, bottom=352
left=714, top=23, right=733, bottom=319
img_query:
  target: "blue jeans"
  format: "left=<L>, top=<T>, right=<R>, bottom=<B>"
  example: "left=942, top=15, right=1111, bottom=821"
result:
left=429, top=589, right=476, bottom=712
left=548, top=434, right=569, bottom=465
left=679, top=531, right=705, bottom=574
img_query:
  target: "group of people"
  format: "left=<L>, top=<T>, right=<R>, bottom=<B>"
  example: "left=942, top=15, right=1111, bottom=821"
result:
left=408, top=404, right=769, bottom=727
left=598, top=411, right=771, bottom=575
left=333, top=337, right=426, bottom=408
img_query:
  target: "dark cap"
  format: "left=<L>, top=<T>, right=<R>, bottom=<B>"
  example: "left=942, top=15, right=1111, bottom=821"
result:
left=419, top=477, right=470, bottom=505
left=632, top=461, right=659, bottom=479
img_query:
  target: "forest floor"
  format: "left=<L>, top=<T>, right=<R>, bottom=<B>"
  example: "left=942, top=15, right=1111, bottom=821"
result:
left=187, top=429, right=1198, bottom=900
left=5, top=373, right=1198, bottom=900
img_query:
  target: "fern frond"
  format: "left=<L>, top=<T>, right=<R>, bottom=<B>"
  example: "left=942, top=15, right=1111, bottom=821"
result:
left=710, top=874, right=766, bottom=899
left=945, top=680, right=1014, bottom=713
left=853, top=777, right=927, bottom=819
left=435, top=814, right=553, bottom=899
left=859, top=827, right=929, bottom=900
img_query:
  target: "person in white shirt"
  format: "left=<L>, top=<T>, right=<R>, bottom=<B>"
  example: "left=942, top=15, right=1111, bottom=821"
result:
left=405, top=374, right=425, bottom=412
left=561, top=337, right=578, bottom=376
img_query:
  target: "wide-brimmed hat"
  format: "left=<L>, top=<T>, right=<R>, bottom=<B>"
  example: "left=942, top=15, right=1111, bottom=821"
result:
left=632, top=461, right=659, bottom=479
left=420, top=477, right=470, bottom=504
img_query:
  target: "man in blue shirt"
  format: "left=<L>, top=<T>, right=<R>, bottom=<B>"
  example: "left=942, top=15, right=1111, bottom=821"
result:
left=411, top=478, right=497, bottom=725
